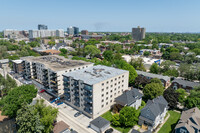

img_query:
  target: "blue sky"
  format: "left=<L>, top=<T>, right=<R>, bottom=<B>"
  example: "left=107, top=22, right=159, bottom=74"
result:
left=1, top=0, right=200, bottom=32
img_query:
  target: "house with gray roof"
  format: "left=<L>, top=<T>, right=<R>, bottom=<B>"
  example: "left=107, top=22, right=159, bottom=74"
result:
left=90, top=117, right=110, bottom=133
left=138, top=96, right=168, bottom=131
left=136, top=70, right=171, bottom=88
left=171, top=79, right=200, bottom=92
left=115, top=88, right=143, bottom=110
left=175, top=107, right=200, bottom=133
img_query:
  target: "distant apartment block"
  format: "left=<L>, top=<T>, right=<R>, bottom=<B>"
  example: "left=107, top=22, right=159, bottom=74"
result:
left=62, top=65, right=129, bottom=118
left=29, top=29, right=64, bottom=39
left=21, top=55, right=93, bottom=97
left=12, top=60, right=24, bottom=75
left=56, top=29, right=65, bottom=38
left=38, top=24, right=48, bottom=30
left=81, top=30, right=89, bottom=35
left=132, top=26, right=145, bottom=41
left=81, top=35, right=103, bottom=40
left=67, top=26, right=79, bottom=35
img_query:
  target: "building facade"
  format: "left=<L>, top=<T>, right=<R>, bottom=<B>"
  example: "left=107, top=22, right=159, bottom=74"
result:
left=62, top=65, right=129, bottom=118
left=81, top=30, right=89, bottom=35
left=21, top=55, right=93, bottom=97
left=132, top=26, right=146, bottom=41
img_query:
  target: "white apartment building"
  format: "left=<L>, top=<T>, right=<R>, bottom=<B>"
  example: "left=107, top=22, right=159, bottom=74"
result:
left=62, top=65, right=129, bottom=118
left=3, top=29, right=19, bottom=38
left=29, top=29, right=64, bottom=39
left=22, top=55, right=93, bottom=97
left=56, top=29, right=65, bottom=38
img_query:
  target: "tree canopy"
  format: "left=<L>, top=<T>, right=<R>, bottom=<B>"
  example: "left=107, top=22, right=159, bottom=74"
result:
left=143, top=82, right=164, bottom=101
left=0, top=85, right=37, bottom=118
left=16, top=104, right=44, bottom=133
left=84, top=45, right=101, bottom=58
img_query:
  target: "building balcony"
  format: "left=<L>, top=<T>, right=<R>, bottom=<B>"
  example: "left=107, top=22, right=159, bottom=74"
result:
left=84, top=103, right=92, bottom=109
left=84, top=86, right=92, bottom=92
left=64, top=88, right=70, bottom=92
left=84, top=92, right=92, bottom=97
left=84, top=97, right=92, bottom=103
left=84, top=108, right=92, bottom=114
left=74, top=92, right=79, bottom=97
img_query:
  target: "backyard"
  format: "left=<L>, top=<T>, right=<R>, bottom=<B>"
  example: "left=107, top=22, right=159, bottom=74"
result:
left=101, top=110, right=132, bottom=133
left=158, top=110, right=181, bottom=133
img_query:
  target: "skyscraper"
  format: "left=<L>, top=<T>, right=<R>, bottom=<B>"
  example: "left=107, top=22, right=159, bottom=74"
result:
left=67, top=26, right=79, bottom=35
left=132, top=26, right=145, bottom=41
left=38, top=24, right=48, bottom=30
left=73, top=27, right=79, bottom=35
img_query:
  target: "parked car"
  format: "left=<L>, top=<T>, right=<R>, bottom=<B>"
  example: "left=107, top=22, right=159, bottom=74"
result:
left=74, top=111, right=82, bottom=117
left=39, top=89, right=45, bottom=93
left=105, top=128, right=113, bottom=133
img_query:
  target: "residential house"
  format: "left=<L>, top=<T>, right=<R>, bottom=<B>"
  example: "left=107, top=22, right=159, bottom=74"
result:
left=90, top=117, right=110, bottom=133
left=136, top=70, right=171, bottom=88
left=171, top=79, right=200, bottom=92
left=115, top=88, right=143, bottom=110
left=175, top=107, right=200, bottom=133
left=139, top=49, right=160, bottom=56
left=138, top=96, right=168, bottom=131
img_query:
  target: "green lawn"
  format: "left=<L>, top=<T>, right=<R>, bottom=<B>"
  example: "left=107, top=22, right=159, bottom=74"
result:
left=101, top=111, right=131, bottom=133
left=158, top=111, right=181, bottom=133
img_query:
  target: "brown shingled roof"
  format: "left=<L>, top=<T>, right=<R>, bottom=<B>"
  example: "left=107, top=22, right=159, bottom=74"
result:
left=53, top=121, right=70, bottom=133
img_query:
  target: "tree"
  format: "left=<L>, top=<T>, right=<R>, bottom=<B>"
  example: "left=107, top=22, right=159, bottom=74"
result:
left=119, top=106, right=139, bottom=127
left=150, top=63, right=160, bottom=74
left=34, top=99, right=58, bottom=133
left=114, top=60, right=137, bottom=85
left=160, top=60, right=176, bottom=72
left=163, top=68, right=179, bottom=77
left=0, top=85, right=37, bottom=118
left=48, top=41, right=55, bottom=46
left=176, top=88, right=187, bottom=105
left=143, top=83, right=164, bottom=101
left=114, top=53, right=122, bottom=60
left=103, top=50, right=114, bottom=62
left=185, top=87, right=200, bottom=109
left=135, top=75, right=150, bottom=88
left=84, top=45, right=101, bottom=58
left=163, top=88, right=179, bottom=109
left=112, top=114, right=121, bottom=126
left=16, top=104, right=44, bottom=133
left=143, top=51, right=150, bottom=57
left=150, top=78, right=162, bottom=85
left=129, top=58, right=146, bottom=71
left=59, top=48, right=67, bottom=54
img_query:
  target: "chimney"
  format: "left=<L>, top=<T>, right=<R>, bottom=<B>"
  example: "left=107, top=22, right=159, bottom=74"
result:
left=193, top=108, right=195, bottom=113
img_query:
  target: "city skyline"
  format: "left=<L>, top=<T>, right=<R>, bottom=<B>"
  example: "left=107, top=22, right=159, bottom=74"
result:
left=1, top=0, right=200, bottom=32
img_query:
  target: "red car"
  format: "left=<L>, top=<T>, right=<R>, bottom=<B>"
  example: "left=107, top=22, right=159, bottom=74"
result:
left=40, top=89, right=45, bottom=93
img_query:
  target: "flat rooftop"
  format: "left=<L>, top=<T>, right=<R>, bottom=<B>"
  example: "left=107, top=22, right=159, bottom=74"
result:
left=63, top=65, right=128, bottom=85
left=23, top=55, right=93, bottom=72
